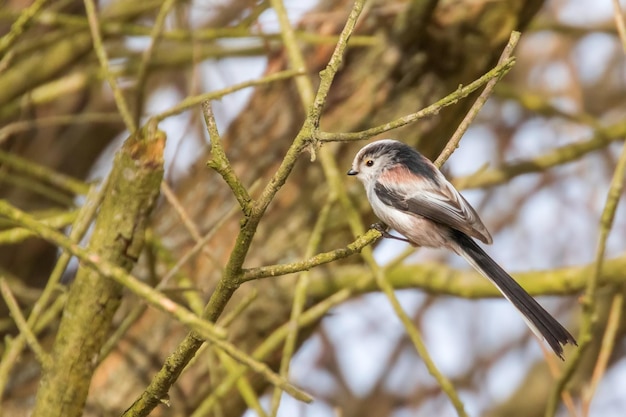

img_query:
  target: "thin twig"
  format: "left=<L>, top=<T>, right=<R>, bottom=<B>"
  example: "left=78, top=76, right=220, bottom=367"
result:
left=0, top=149, right=89, bottom=196
left=308, top=0, right=364, bottom=124
left=269, top=0, right=314, bottom=108
left=1, top=9, right=377, bottom=45
left=125, top=75, right=307, bottom=417
left=0, top=201, right=226, bottom=341
left=270, top=193, right=336, bottom=416
left=546, top=126, right=626, bottom=417
left=0, top=184, right=103, bottom=400
left=0, top=278, right=50, bottom=368
left=241, top=228, right=380, bottom=281
left=435, top=31, right=520, bottom=167
left=203, top=101, right=252, bottom=212
left=218, top=289, right=258, bottom=328
left=189, top=3, right=370, bottom=414
left=272, top=0, right=468, bottom=414
left=0, top=200, right=313, bottom=403
left=191, top=289, right=354, bottom=416
left=581, top=289, right=624, bottom=416
left=99, top=303, right=148, bottom=361
left=0, top=210, right=78, bottom=244
left=453, top=121, right=626, bottom=190
left=495, top=83, right=602, bottom=129
left=83, top=0, right=136, bottom=132
left=317, top=57, right=515, bottom=143
left=0, top=113, right=121, bottom=144
left=0, top=0, right=49, bottom=56
left=218, top=351, right=270, bottom=417
left=133, top=0, right=177, bottom=124
left=159, top=181, right=223, bottom=284
left=155, top=69, right=303, bottom=121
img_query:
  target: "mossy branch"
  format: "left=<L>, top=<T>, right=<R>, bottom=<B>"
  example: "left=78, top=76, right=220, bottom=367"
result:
left=454, top=120, right=626, bottom=190
left=306, top=255, right=626, bottom=300
left=204, top=101, right=251, bottom=213
left=0, top=201, right=241, bottom=344
left=30, top=124, right=165, bottom=417
left=317, top=56, right=515, bottom=143
left=0, top=210, right=78, bottom=243
left=241, top=228, right=381, bottom=281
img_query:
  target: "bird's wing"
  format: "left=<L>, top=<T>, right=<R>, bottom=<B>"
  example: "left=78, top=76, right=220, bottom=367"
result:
left=375, top=166, right=492, bottom=244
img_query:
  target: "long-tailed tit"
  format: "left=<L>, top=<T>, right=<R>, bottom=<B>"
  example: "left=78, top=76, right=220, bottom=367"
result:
left=348, top=139, right=576, bottom=359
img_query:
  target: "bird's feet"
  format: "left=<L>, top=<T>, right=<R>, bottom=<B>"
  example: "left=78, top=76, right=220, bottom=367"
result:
left=370, top=223, right=411, bottom=244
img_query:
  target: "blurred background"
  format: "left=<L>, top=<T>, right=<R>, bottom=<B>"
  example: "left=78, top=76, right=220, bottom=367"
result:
left=1, top=0, right=625, bottom=416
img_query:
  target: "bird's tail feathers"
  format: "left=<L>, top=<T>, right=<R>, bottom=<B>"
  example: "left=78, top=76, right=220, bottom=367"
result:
left=450, top=231, right=576, bottom=359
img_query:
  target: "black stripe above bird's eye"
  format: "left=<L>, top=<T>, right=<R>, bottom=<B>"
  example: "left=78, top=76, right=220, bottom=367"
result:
left=360, top=142, right=389, bottom=160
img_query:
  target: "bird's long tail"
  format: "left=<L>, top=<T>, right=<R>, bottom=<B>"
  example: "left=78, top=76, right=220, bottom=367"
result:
left=450, top=230, right=577, bottom=359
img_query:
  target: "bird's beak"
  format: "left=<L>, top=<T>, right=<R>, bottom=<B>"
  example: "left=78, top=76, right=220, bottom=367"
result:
left=347, top=169, right=358, bottom=176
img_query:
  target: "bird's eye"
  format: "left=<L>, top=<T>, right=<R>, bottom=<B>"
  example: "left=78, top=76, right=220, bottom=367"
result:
left=365, top=159, right=374, bottom=167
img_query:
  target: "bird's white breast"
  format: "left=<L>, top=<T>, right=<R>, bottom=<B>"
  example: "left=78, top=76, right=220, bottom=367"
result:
left=365, top=183, right=449, bottom=248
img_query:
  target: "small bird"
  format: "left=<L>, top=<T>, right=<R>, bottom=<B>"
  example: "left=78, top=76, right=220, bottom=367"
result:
left=348, top=139, right=576, bottom=359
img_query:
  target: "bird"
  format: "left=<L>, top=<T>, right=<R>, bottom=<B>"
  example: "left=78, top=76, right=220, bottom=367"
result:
left=347, top=139, right=577, bottom=359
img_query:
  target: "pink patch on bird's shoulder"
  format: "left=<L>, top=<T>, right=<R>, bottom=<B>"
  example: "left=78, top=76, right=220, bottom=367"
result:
left=379, top=166, right=423, bottom=186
